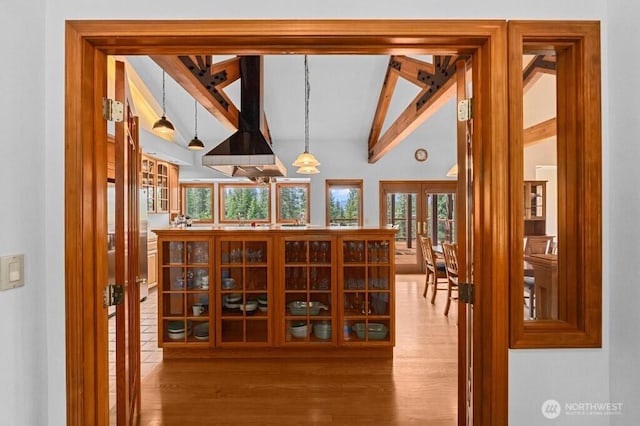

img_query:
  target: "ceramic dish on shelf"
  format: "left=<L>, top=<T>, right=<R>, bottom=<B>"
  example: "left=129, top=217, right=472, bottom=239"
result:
left=193, top=322, right=209, bottom=341
left=222, top=277, right=236, bottom=290
left=167, top=320, right=192, bottom=340
left=352, top=323, right=388, bottom=340
left=224, top=293, right=242, bottom=303
left=313, top=321, right=332, bottom=339
left=239, top=300, right=258, bottom=315
left=289, top=322, right=312, bottom=338
left=257, top=294, right=268, bottom=312
left=287, top=301, right=328, bottom=316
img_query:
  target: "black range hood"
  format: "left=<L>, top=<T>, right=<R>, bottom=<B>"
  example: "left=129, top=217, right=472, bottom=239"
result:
left=202, top=56, right=287, bottom=178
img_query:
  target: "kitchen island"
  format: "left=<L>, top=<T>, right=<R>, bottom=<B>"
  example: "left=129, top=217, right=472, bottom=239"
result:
left=153, top=225, right=397, bottom=358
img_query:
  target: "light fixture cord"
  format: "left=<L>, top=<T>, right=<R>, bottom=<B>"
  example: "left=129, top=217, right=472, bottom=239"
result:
left=162, top=71, right=167, bottom=115
left=304, top=55, right=310, bottom=153
left=194, top=100, right=198, bottom=137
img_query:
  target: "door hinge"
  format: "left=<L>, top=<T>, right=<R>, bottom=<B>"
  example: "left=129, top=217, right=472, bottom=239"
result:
left=457, top=98, right=473, bottom=122
left=459, top=282, right=474, bottom=304
left=104, top=284, right=124, bottom=307
left=102, top=97, right=124, bottom=122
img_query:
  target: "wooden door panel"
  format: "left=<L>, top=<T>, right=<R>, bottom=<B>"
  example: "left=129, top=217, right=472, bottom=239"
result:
left=114, top=59, right=141, bottom=425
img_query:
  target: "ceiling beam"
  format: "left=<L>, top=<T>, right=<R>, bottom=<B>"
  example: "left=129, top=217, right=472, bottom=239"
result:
left=524, top=117, right=556, bottom=146
left=368, top=53, right=557, bottom=163
left=367, top=57, right=400, bottom=151
left=388, top=55, right=435, bottom=87
left=523, top=55, right=556, bottom=92
left=368, top=56, right=464, bottom=163
left=151, top=55, right=240, bottom=132
left=368, top=55, right=439, bottom=151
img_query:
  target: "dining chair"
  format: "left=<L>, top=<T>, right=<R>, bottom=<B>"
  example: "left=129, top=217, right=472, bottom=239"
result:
left=441, top=242, right=459, bottom=316
left=524, top=235, right=555, bottom=255
left=418, top=235, right=448, bottom=302
left=523, top=235, right=556, bottom=319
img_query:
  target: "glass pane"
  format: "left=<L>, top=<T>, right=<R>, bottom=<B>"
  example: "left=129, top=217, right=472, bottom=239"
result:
left=522, top=52, right=558, bottom=321
left=385, top=192, right=417, bottom=266
left=278, top=185, right=308, bottom=221
left=222, top=186, right=269, bottom=221
left=425, top=193, right=456, bottom=245
left=184, top=187, right=213, bottom=220
left=328, top=187, right=360, bottom=226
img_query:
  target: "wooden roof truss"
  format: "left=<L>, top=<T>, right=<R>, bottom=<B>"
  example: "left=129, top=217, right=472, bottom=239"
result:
left=367, top=54, right=557, bottom=162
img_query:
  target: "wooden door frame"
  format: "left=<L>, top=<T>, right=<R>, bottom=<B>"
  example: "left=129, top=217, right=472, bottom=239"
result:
left=65, top=20, right=509, bottom=425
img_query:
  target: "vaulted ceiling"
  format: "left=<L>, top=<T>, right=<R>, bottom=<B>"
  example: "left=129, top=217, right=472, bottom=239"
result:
left=122, top=53, right=556, bottom=169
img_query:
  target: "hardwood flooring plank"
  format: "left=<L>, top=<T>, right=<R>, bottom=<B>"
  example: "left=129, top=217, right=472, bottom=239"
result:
left=138, top=275, right=457, bottom=425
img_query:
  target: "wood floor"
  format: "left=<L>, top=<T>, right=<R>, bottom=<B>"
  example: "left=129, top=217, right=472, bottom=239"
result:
left=138, top=275, right=458, bottom=425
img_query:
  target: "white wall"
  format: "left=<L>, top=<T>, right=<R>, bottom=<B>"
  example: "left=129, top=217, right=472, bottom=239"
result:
left=607, top=0, right=640, bottom=424
left=0, top=0, right=48, bottom=425
left=0, top=0, right=611, bottom=424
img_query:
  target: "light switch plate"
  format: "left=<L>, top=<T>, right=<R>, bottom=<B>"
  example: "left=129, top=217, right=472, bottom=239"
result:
left=0, top=254, right=24, bottom=291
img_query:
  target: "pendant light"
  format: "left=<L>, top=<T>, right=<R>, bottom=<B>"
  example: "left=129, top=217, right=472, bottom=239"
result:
left=153, top=70, right=175, bottom=134
left=293, top=55, right=320, bottom=174
left=188, top=100, right=205, bottom=150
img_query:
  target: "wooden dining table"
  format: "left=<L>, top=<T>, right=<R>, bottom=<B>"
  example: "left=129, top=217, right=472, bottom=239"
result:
left=524, top=253, right=558, bottom=320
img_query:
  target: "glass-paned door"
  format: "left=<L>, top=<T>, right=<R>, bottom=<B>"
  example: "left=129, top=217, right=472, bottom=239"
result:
left=385, top=191, right=418, bottom=273
left=425, top=192, right=456, bottom=247
left=380, top=181, right=457, bottom=274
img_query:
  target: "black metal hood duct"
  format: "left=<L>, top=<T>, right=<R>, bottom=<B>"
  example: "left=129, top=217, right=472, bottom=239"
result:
left=202, top=56, right=287, bottom=178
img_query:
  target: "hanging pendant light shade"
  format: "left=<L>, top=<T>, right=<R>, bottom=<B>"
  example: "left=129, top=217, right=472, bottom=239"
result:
left=153, top=70, right=175, bottom=134
left=188, top=100, right=205, bottom=150
left=292, top=152, right=320, bottom=167
left=296, top=165, right=320, bottom=174
left=293, top=55, right=320, bottom=174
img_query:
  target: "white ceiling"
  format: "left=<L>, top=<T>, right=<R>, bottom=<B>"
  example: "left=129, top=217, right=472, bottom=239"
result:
left=124, top=54, right=430, bottom=159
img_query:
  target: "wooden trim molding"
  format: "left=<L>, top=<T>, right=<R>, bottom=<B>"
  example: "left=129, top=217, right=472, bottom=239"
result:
left=179, top=183, right=215, bottom=224
left=65, top=19, right=509, bottom=425
left=218, top=182, right=272, bottom=223
left=275, top=182, right=311, bottom=223
left=508, top=21, right=602, bottom=348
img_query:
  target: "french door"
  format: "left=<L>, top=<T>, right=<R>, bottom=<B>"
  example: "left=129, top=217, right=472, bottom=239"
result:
left=380, top=181, right=457, bottom=274
left=112, top=59, right=142, bottom=425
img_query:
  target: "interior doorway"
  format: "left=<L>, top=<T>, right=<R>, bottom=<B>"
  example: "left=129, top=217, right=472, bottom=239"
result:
left=380, top=181, right=458, bottom=274
left=65, top=20, right=510, bottom=426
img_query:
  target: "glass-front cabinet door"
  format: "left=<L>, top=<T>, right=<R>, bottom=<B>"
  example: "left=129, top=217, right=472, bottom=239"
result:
left=159, top=238, right=212, bottom=346
left=340, top=236, right=393, bottom=345
left=282, top=237, right=335, bottom=345
left=217, top=237, right=271, bottom=346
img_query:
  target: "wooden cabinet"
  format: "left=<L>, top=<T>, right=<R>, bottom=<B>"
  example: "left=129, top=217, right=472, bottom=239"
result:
left=217, top=237, right=271, bottom=346
left=169, top=164, right=180, bottom=216
left=524, top=180, right=546, bottom=236
left=281, top=236, right=335, bottom=345
left=158, top=237, right=212, bottom=347
left=147, top=232, right=158, bottom=289
left=156, top=162, right=169, bottom=213
left=154, top=228, right=396, bottom=357
left=141, top=154, right=179, bottom=214
left=339, top=236, right=393, bottom=345
left=141, top=155, right=156, bottom=213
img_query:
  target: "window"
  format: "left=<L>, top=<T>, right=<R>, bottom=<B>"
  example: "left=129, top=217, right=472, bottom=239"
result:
left=219, top=183, right=270, bottom=223
left=276, top=182, right=310, bottom=223
left=508, top=22, right=602, bottom=348
left=180, top=183, right=214, bottom=223
left=326, top=179, right=363, bottom=226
